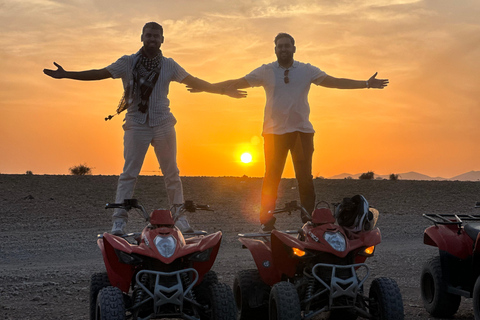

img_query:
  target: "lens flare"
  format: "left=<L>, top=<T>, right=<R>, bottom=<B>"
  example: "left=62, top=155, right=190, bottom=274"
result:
left=240, top=152, right=253, bottom=163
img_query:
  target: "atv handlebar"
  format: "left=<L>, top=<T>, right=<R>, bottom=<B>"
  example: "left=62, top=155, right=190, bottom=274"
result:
left=105, top=199, right=213, bottom=221
left=269, top=200, right=312, bottom=222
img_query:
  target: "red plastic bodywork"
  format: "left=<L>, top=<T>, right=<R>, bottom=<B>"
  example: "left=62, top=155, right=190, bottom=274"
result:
left=150, top=209, right=175, bottom=225
left=98, top=221, right=222, bottom=293
left=424, top=224, right=476, bottom=259
left=240, top=210, right=382, bottom=286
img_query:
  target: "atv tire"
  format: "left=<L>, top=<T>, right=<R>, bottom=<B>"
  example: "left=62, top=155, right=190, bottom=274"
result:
left=420, top=256, right=460, bottom=317
left=473, top=276, right=480, bottom=319
left=205, top=282, right=236, bottom=320
left=269, top=281, right=301, bottom=320
left=96, top=286, right=125, bottom=320
left=90, top=272, right=111, bottom=320
left=233, top=269, right=270, bottom=320
left=194, top=270, right=219, bottom=305
left=369, top=277, right=404, bottom=320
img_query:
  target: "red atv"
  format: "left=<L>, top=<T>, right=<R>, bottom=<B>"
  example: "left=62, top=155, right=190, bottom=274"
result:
left=234, top=196, right=404, bottom=320
left=421, top=202, right=480, bottom=318
left=90, top=199, right=236, bottom=320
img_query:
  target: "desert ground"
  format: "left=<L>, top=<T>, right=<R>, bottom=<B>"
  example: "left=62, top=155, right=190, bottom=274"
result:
left=1, top=174, right=480, bottom=319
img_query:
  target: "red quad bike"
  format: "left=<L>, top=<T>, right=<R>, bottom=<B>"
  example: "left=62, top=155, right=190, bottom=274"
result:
left=234, top=195, right=404, bottom=320
left=90, top=199, right=236, bottom=320
left=421, top=202, right=480, bottom=319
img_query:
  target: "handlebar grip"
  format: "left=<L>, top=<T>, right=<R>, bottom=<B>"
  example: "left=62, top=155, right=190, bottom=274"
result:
left=105, top=203, right=125, bottom=209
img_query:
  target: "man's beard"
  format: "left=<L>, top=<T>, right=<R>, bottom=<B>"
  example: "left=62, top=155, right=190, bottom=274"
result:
left=277, top=53, right=293, bottom=65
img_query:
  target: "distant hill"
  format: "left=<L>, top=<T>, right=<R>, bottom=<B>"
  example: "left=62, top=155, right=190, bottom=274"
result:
left=326, top=171, right=476, bottom=181
left=450, top=171, right=480, bottom=181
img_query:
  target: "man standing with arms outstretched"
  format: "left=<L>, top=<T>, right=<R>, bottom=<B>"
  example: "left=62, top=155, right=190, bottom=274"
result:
left=44, top=22, right=246, bottom=235
left=192, top=32, right=388, bottom=231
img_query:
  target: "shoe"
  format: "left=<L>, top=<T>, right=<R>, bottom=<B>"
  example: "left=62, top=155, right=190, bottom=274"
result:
left=261, top=216, right=276, bottom=232
left=171, top=204, right=194, bottom=233
left=175, top=215, right=194, bottom=233
left=111, top=219, right=127, bottom=235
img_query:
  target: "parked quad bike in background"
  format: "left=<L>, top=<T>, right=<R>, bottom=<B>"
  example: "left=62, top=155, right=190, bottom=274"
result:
left=421, top=202, right=480, bottom=319
left=234, top=195, right=404, bottom=320
left=90, top=199, right=236, bottom=320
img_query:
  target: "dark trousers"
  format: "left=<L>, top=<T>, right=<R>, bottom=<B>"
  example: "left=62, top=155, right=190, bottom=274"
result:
left=260, top=132, right=315, bottom=224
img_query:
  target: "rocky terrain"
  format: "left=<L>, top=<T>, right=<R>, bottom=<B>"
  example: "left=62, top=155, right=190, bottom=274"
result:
left=1, top=174, right=480, bottom=319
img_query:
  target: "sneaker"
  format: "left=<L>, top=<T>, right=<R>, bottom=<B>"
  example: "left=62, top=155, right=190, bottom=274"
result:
left=261, top=217, right=276, bottom=232
left=111, top=219, right=127, bottom=235
left=175, top=215, right=194, bottom=233
left=171, top=204, right=194, bottom=233
left=171, top=204, right=184, bottom=221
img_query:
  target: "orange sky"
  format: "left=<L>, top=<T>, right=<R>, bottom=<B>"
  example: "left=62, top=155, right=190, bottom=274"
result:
left=1, top=0, right=480, bottom=178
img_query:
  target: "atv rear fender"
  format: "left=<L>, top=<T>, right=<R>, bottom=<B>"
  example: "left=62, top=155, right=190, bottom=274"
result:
left=424, top=225, right=474, bottom=259
left=239, top=237, right=281, bottom=286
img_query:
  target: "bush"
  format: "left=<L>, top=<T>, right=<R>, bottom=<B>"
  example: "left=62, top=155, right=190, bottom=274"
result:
left=25, top=170, right=33, bottom=175
left=69, top=163, right=92, bottom=175
left=359, top=171, right=375, bottom=180
left=389, top=173, right=399, bottom=181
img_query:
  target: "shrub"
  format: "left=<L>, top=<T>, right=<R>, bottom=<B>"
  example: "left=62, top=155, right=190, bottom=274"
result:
left=69, top=163, right=92, bottom=175
left=359, top=171, right=375, bottom=180
left=25, top=170, right=33, bottom=175
left=389, top=173, right=399, bottom=181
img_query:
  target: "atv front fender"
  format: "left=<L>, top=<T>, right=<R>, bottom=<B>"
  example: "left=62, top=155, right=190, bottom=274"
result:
left=98, top=234, right=134, bottom=293
left=239, top=237, right=281, bottom=286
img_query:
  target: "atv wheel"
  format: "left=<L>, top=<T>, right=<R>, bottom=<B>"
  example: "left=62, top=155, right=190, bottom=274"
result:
left=204, top=282, right=236, bottom=320
left=233, top=269, right=270, bottom=320
left=96, top=286, right=126, bottom=320
left=369, top=277, right=404, bottom=320
left=472, top=276, right=480, bottom=319
left=269, top=281, right=301, bottom=320
left=194, top=270, right=219, bottom=305
left=90, top=272, right=111, bottom=320
left=420, top=256, right=460, bottom=317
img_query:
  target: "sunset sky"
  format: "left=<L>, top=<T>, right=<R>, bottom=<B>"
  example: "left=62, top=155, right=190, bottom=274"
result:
left=1, top=0, right=479, bottom=178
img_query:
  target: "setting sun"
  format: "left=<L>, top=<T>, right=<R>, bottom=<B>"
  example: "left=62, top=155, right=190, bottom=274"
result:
left=240, top=152, right=253, bottom=164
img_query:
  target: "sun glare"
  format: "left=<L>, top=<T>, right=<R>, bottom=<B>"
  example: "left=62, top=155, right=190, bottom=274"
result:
left=240, top=152, right=253, bottom=164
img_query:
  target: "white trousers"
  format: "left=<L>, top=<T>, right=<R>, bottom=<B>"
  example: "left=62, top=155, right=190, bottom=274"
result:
left=113, top=120, right=184, bottom=221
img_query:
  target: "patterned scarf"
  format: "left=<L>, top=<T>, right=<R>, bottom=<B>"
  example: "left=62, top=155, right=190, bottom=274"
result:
left=105, top=49, right=162, bottom=121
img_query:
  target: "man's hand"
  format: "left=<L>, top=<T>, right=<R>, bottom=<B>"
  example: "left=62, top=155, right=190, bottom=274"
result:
left=223, top=86, right=247, bottom=99
left=368, top=72, right=389, bottom=89
left=186, top=85, right=247, bottom=98
left=43, top=62, right=67, bottom=79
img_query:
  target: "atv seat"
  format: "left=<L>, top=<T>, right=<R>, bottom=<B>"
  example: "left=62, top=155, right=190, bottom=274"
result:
left=464, top=223, right=480, bottom=241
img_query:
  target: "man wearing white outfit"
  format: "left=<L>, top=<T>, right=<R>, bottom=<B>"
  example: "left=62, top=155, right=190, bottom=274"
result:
left=44, top=22, right=245, bottom=235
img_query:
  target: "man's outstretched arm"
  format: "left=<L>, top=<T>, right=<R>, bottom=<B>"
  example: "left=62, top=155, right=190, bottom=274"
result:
left=43, top=62, right=112, bottom=80
left=182, top=75, right=247, bottom=98
left=319, top=72, right=389, bottom=89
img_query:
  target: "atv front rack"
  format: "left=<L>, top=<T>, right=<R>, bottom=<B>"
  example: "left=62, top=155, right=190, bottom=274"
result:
left=302, top=263, right=371, bottom=320
left=132, top=268, right=199, bottom=319
left=423, top=214, right=480, bottom=226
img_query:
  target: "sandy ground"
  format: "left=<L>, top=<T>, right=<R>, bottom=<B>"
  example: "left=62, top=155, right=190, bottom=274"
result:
left=1, top=174, right=480, bottom=319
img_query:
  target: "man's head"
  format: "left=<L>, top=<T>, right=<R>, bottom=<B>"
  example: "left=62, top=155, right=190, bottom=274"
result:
left=274, top=33, right=296, bottom=66
left=141, top=22, right=164, bottom=57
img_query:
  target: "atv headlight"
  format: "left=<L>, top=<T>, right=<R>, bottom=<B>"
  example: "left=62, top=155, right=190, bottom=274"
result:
left=324, top=231, right=346, bottom=252
left=154, top=235, right=176, bottom=258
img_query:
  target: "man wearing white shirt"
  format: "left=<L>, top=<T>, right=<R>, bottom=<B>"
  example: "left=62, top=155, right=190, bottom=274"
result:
left=44, top=22, right=246, bottom=235
left=204, top=33, right=388, bottom=231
